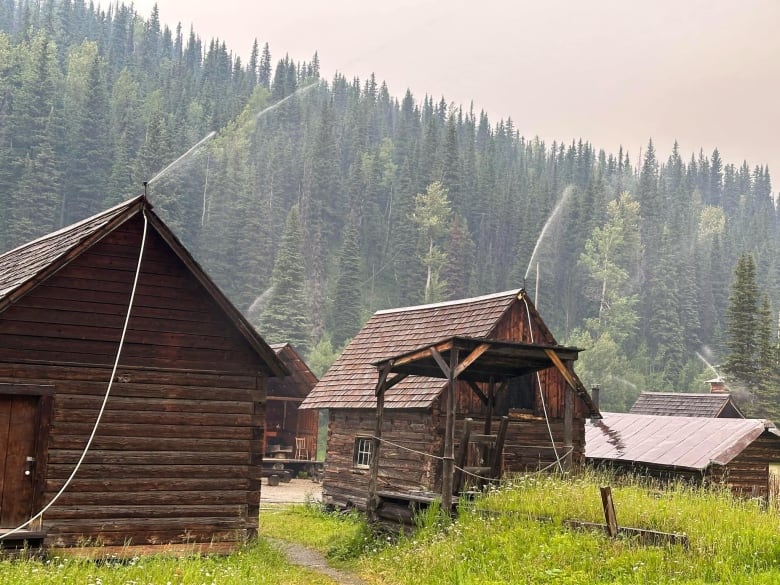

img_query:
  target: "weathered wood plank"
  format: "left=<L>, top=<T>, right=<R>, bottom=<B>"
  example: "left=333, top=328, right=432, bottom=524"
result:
left=47, top=450, right=250, bottom=466
left=44, top=463, right=252, bottom=481
left=53, top=393, right=254, bottom=414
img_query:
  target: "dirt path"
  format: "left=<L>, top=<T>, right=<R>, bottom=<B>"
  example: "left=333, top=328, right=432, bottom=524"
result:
left=268, top=538, right=368, bottom=585
left=261, top=479, right=367, bottom=584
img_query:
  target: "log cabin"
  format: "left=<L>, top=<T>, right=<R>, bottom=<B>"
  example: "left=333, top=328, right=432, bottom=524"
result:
left=265, top=343, right=319, bottom=471
left=300, top=289, right=600, bottom=520
left=629, top=387, right=744, bottom=418
left=586, top=412, right=780, bottom=501
left=0, top=195, right=287, bottom=554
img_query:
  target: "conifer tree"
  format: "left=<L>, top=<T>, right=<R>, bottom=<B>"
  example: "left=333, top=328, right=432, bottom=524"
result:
left=331, top=218, right=363, bottom=348
left=753, top=294, right=779, bottom=421
left=257, top=205, right=310, bottom=354
left=412, top=181, right=452, bottom=303
left=724, top=253, right=760, bottom=395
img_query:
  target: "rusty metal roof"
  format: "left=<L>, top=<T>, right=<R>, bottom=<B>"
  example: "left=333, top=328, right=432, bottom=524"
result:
left=629, top=392, right=744, bottom=418
left=585, top=412, right=775, bottom=470
left=300, top=290, right=522, bottom=409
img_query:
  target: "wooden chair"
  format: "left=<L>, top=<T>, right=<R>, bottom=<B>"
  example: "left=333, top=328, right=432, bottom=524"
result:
left=294, top=437, right=310, bottom=460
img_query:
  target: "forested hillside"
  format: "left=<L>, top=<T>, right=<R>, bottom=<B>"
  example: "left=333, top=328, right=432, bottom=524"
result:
left=2, top=1, right=778, bottom=415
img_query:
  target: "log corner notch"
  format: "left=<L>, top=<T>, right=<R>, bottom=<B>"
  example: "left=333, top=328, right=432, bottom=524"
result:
left=368, top=336, right=591, bottom=518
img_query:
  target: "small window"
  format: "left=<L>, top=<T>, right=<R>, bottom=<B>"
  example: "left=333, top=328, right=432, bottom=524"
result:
left=353, top=437, right=374, bottom=468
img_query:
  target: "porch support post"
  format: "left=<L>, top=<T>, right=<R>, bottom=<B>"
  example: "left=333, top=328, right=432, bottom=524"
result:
left=367, top=364, right=390, bottom=523
left=563, top=384, right=573, bottom=471
left=441, top=348, right=459, bottom=513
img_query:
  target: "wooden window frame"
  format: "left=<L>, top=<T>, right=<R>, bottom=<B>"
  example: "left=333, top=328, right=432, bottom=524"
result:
left=353, top=436, right=373, bottom=469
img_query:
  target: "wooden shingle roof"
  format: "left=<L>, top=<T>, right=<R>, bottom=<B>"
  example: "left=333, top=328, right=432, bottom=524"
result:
left=0, top=195, right=287, bottom=377
left=300, top=290, right=522, bottom=409
left=629, top=392, right=744, bottom=418
left=0, top=197, right=140, bottom=305
left=269, top=343, right=318, bottom=398
left=586, top=412, right=776, bottom=471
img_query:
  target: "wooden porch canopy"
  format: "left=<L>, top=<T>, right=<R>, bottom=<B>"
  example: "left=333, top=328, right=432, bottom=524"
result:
left=367, top=336, right=590, bottom=519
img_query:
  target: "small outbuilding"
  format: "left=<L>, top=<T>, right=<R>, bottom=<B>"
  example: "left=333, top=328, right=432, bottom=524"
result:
left=300, top=289, right=599, bottom=518
left=0, top=195, right=286, bottom=553
left=265, top=343, right=319, bottom=466
left=586, top=412, right=780, bottom=500
left=629, top=391, right=744, bottom=418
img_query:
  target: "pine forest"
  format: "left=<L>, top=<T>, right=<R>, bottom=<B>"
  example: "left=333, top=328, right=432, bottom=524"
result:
left=1, top=1, right=779, bottom=419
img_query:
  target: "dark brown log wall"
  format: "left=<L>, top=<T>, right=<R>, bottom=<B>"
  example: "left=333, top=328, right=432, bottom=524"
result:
left=720, top=435, right=780, bottom=498
left=0, top=218, right=261, bottom=371
left=0, top=363, right=263, bottom=547
left=0, top=218, right=270, bottom=548
left=323, top=409, right=439, bottom=510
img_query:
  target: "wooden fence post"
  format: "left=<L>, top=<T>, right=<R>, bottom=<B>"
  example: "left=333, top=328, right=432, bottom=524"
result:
left=600, top=486, right=618, bottom=538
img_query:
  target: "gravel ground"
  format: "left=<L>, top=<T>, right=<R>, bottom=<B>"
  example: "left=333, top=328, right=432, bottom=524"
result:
left=260, top=477, right=323, bottom=505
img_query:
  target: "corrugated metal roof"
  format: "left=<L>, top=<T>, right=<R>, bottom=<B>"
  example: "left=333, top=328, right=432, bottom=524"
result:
left=629, top=392, right=744, bottom=418
left=300, top=290, right=521, bottom=409
left=585, top=412, right=773, bottom=470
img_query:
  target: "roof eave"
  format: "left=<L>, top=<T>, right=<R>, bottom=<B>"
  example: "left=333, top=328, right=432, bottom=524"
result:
left=0, top=196, right=147, bottom=315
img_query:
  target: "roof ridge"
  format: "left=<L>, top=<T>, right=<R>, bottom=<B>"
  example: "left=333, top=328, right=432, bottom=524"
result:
left=375, top=288, right=522, bottom=315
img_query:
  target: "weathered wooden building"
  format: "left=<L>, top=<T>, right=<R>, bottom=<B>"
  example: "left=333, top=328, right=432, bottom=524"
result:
left=300, top=289, right=599, bottom=517
left=0, top=195, right=286, bottom=553
left=629, top=391, right=744, bottom=418
left=266, top=343, right=319, bottom=463
left=586, top=412, right=780, bottom=499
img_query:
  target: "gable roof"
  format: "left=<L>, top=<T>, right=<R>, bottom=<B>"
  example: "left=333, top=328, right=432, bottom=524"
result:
left=585, top=412, right=776, bottom=471
left=301, top=290, right=521, bottom=409
left=0, top=195, right=287, bottom=377
left=629, top=392, right=744, bottom=418
left=269, top=343, right=318, bottom=398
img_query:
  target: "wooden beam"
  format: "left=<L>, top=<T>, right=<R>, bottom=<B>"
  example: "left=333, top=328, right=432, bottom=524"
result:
left=441, top=348, right=459, bottom=510
left=453, top=343, right=491, bottom=378
left=544, top=348, right=577, bottom=389
left=430, top=346, right=451, bottom=379
left=373, top=365, right=390, bottom=397
left=600, top=486, right=618, bottom=538
left=368, top=365, right=390, bottom=523
left=390, top=340, right=454, bottom=368
left=384, top=372, right=409, bottom=391
left=453, top=418, right=473, bottom=494
left=563, top=385, right=573, bottom=470
left=466, top=380, right=489, bottom=405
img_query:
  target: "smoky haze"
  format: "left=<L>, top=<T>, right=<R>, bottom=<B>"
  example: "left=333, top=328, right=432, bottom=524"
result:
left=133, top=0, right=780, bottom=182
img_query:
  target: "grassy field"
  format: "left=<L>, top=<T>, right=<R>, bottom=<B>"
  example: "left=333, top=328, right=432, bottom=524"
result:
left=4, top=472, right=780, bottom=584
left=0, top=537, right=338, bottom=585
left=262, top=471, right=780, bottom=584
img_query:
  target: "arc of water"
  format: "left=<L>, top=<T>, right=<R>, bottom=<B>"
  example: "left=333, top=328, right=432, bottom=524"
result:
left=251, top=82, right=319, bottom=123
left=148, top=131, right=216, bottom=186
left=524, top=185, right=574, bottom=281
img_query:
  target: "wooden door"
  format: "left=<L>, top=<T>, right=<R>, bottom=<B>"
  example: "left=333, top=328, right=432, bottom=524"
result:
left=0, top=395, right=38, bottom=527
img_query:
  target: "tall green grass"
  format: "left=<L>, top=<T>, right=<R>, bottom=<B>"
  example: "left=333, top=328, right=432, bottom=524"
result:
left=362, top=469, right=780, bottom=584
left=0, top=538, right=337, bottom=585
left=7, top=473, right=780, bottom=585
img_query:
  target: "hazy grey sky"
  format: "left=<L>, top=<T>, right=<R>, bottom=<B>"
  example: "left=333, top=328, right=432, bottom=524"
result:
left=132, top=0, right=780, bottom=182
